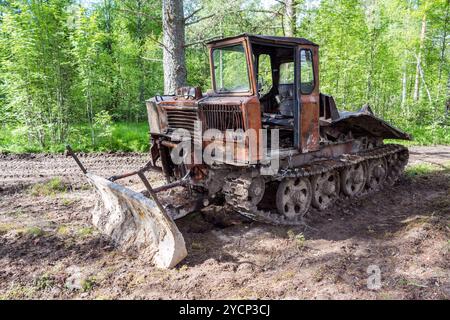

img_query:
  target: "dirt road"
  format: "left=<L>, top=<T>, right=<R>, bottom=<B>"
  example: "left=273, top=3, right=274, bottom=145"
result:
left=0, top=146, right=449, bottom=299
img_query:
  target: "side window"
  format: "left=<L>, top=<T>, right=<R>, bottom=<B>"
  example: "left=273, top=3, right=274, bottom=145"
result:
left=257, top=54, right=273, bottom=96
left=300, top=49, right=315, bottom=94
left=279, top=62, right=294, bottom=84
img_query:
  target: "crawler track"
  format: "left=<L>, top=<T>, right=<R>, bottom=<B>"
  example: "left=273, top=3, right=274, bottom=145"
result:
left=223, top=144, right=409, bottom=225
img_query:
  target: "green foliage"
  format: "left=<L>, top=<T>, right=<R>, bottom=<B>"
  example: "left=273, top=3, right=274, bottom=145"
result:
left=0, top=0, right=448, bottom=153
left=0, top=122, right=150, bottom=153
left=93, top=110, right=113, bottom=144
left=0, top=0, right=161, bottom=151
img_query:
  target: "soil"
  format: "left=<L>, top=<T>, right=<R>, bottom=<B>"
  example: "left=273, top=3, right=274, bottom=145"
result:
left=0, top=146, right=449, bottom=300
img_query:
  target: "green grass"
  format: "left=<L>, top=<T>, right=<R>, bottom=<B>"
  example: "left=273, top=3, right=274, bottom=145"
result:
left=77, top=226, right=95, bottom=238
left=287, top=229, right=306, bottom=249
left=23, top=226, right=45, bottom=237
left=0, top=122, right=150, bottom=154
left=30, top=178, right=67, bottom=196
left=406, top=162, right=450, bottom=177
left=81, top=277, right=97, bottom=292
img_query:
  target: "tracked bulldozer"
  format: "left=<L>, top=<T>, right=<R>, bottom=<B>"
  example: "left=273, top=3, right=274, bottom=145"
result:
left=68, top=34, right=410, bottom=269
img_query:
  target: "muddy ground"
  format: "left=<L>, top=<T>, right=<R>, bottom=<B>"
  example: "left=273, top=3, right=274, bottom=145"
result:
left=0, top=146, right=449, bottom=300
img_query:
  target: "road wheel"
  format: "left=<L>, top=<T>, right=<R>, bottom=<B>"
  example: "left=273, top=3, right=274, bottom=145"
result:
left=311, top=170, right=340, bottom=210
left=276, top=177, right=312, bottom=220
left=365, top=158, right=388, bottom=191
left=340, top=163, right=367, bottom=197
left=386, top=152, right=408, bottom=185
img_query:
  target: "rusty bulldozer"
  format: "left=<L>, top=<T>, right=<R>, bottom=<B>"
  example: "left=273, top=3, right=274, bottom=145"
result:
left=68, top=34, right=411, bottom=269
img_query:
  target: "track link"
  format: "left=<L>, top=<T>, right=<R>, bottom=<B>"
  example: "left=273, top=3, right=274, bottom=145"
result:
left=223, top=144, right=409, bottom=226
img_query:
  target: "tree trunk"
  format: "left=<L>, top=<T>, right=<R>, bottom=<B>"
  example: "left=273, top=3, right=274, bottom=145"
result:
left=136, top=0, right=146, bottom=105
left=438, top=0, right=449, bottom=96
left=401, top=67, right=407, bottom=107
left=413, top=14, right=427, bottom=102
left=162, top=0, right=187, bottom=95
left=284, top=0, right=297, bottom=37
left=446, top=72, right=450, bottom=116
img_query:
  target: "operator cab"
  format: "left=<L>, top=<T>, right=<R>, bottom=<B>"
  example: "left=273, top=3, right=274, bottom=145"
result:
left=253, top=42, right=312, bottom=148
left=208, top=34, right=325, bottom=153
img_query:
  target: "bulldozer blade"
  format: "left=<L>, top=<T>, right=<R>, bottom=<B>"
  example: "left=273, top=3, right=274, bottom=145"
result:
left=86, top=173, right=187, bottom=269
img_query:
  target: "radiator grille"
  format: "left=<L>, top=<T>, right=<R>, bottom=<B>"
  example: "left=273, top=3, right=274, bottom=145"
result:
left=165, top=109, right=199, bottom=136
left=200, top=104, right=244, bottom=131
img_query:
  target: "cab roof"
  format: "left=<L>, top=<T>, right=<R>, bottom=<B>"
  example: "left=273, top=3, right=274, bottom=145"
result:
left=206, top=33, right=319, bottom=47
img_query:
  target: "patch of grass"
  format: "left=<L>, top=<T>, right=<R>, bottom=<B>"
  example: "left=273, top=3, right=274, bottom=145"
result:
left=34, top=273, right=55, bottom=291
left=287, top=230, right=306, bottom=249
left=397, top=278, right=428, bottom=288
left=62, top=198, right=76, bottom=206
left=77, top=226, right=95, bottom=238
left=57, top=225, right=70, bottom=236
left=0, top=285, right=36, bottom=300
left=81, top=277, right=97, bottom=292
left=178, top=265, right=189, bottom=272
left=406, top=162, right=450, bottom=177
left=109, top=122, right=150, bottom=152
left=24, top=226, right=45, bottom=237
left=30, top=178, right=67, bottom=196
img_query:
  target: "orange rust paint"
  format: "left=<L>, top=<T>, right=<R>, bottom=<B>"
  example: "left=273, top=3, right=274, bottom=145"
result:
left=299, top=45, right=320, bottom=152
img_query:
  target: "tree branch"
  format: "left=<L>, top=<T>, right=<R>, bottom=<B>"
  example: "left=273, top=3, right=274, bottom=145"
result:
left=184, top=36, right=222, bottom=48
left=186, top=14, right=216, bottom=26
left=147, top=34, right=170, bottom=55
left=184, top=7, right=203, bottom=22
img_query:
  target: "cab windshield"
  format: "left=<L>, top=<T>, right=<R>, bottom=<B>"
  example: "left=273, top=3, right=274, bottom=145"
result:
left=212, top=44, right=250, bottom=93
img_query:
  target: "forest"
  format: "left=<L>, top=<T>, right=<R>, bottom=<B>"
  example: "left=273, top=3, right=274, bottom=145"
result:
left=0, top=0, right=449, bottom=153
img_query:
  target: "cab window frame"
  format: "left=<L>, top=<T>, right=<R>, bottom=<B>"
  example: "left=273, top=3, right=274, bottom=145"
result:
left=256, top=53, right=273, bottom=97
left=299, top=48, right=315, bottom=95
left=210, top=42, right=252, bottom=95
